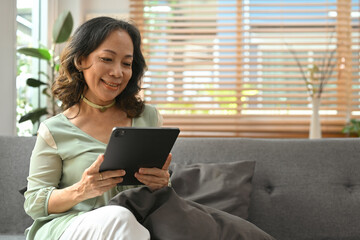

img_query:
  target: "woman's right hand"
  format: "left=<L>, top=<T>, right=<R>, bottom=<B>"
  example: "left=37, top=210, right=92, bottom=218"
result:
left=75, top=154, right=125, bottom=201
left=48, top=154, right=125, bottom=214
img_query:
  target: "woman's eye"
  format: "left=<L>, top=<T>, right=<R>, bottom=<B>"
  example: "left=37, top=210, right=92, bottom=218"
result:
left=100, top=57, right=112, bottom=62
left=123, top=62, right=132, bottom=67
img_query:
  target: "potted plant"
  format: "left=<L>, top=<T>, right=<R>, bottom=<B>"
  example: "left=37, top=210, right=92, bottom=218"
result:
left=342, top=119, right=360, bottom=137
left=17, top=11, right=73, bottom=125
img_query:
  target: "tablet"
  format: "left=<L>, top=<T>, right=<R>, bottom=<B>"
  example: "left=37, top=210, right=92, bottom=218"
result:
left=100, top=127, right=180, bottom=185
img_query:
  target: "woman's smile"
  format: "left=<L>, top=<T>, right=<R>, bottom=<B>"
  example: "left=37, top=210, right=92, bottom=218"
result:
left=101, top=79, right=120, bottom=90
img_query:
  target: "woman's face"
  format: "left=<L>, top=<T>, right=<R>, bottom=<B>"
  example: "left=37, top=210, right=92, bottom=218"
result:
left=79, top=29, right=134, bottom=105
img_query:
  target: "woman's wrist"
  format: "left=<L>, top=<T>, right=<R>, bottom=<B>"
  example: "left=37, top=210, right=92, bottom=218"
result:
left=48, top=185, right=84, bottom=214
left=70, top=182, right=87, bottom=203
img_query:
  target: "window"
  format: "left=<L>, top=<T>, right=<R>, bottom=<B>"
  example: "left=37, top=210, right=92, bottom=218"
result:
left=16, top=0, right=48, bottom=136
left=130, top=0, right=360, bottom=137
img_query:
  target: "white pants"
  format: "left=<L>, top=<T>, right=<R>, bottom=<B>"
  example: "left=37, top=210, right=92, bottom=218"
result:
left=59, top=206, right=150, bottom=240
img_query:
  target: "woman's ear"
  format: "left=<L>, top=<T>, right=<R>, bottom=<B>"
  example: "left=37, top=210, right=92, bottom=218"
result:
left=75, top=56, right=92, bottom=71
left=75, top=56, right=84, bottom=71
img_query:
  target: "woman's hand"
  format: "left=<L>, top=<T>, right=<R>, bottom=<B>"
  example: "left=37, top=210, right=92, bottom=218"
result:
left=134, top=153, right=172, bottom=191
left=48, top=154, right=125, bottom=214
left=74, top=154, right=125, bottom=201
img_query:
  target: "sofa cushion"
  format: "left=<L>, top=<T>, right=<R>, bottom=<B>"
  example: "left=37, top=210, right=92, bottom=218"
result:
left=169, top=161, right=255, bottom=219
left=109, top=186, right=275, bottom=240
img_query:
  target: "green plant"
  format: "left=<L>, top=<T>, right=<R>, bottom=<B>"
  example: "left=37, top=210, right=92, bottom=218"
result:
left=17, top=11, right=73, bottom=124
left=342, top=119, right=360, bottom=137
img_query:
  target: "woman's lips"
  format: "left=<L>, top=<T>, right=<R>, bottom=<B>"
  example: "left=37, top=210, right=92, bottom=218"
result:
left=101, top=79, right=120, bottom=89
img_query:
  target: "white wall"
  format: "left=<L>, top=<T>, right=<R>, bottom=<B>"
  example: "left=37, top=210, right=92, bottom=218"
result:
left=0, top=0, right=17, bottom=136
left=57, top=0, right=130, bottom=32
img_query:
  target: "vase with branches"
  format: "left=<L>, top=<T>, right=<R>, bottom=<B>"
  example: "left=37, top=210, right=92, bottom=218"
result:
left=287, top=42, right=337, bottom=139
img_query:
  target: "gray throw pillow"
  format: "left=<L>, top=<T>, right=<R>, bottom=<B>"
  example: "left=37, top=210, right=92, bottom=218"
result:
left=169, top=161, right=255, bottom=219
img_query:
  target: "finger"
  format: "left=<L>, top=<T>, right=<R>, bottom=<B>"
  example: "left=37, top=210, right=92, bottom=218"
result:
left=162, top=153, right=172, bottom=170
left=135, top=172, right=168, bottom=186
left=135, top=175, right=164, bottom=191
left=101, top=169, right=126, bottom=180
left=98, top=177, right=124, bottom=187
left=88, top=154, right=105, bottom=173
left=139, top=168, right=169, bottom=179
left=135, top=175, right=155, bottom=186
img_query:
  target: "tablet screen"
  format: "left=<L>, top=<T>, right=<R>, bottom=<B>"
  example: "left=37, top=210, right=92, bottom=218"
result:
left=100, top=127, right=180, bottom=185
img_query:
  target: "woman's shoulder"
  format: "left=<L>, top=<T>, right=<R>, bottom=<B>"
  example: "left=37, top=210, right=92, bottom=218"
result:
left=142, top=104, right=158, bottom=115
left=42, top=113, right=67, bottom=129
left=133, top=104, right=163, bottom=127
left=40, top=113, right=76, bottom=139
left=37, top=114, right=67, bottom=149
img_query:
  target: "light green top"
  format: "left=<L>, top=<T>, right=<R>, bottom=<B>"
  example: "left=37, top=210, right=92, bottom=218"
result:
left=24, top=105, right=161, bottom=240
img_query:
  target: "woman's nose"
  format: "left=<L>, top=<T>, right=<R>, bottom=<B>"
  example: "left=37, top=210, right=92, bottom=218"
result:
left=110, top=64, right=123, bottom=78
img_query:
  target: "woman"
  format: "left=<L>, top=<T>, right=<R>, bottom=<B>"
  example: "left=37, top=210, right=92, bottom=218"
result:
left=24, top=17, right=170, bottom=240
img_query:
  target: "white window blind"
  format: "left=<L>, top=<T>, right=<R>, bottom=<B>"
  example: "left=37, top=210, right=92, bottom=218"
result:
left=130, top=0, right=360, bottom=138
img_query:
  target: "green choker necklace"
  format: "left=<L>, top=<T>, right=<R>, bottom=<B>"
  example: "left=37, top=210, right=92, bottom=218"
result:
left=81, top=95, right=116, bottom=112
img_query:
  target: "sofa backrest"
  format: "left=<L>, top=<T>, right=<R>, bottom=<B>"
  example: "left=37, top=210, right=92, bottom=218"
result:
left=170, top=138, right=360, bottom=240
left=0, top=136, right=35, bottom=235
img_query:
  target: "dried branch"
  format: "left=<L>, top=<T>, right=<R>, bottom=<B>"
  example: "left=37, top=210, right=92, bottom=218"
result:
left=286, top=43, right=314, bottom=97
left=285, top=35, right=337, bottom=99
left=318, top=47, right=337, bottom=97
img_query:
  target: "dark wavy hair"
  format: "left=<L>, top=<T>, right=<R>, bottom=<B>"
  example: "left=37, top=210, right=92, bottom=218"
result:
left=52, top=17, right=146, bottom=118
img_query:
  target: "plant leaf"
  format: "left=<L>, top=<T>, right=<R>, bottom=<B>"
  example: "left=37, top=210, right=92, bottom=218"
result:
left=26, top=78, right=48, bottom=87
left=19, top=107, right=48, bottom=124
left=17, top=47, right=51, bottom=61
left=42, top=88, right=51, bottom=97
left=53, top=11, right=73, bottom=43
left=353, top=122, right=360, bottom=133
left=342, top=126, right=350, bottom=134
left=350, top=119, right=358, bottom=124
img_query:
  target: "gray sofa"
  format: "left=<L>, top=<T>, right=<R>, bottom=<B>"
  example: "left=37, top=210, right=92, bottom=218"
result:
left=1, top=136, right=360, bottom=240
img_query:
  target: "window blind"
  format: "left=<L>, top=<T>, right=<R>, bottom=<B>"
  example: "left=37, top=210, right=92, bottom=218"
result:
left=129, top=0, right=360, bottom=138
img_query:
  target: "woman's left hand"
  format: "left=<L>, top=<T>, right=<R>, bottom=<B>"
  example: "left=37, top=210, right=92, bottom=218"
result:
left=135, top=153, right=172, bottom=191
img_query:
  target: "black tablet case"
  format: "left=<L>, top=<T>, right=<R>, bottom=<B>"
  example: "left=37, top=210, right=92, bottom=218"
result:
left=100, top=127, right=180, bottom=185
